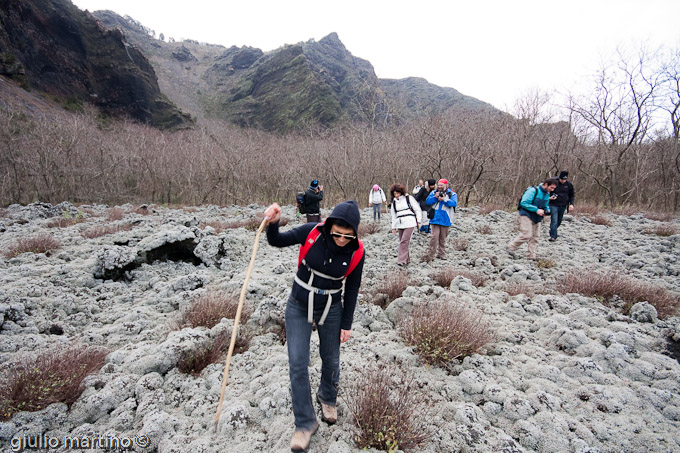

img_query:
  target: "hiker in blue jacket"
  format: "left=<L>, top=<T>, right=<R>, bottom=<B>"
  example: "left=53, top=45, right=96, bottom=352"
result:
left=264, top=200, right=364, bottom=452
left=422, top=178, right=458, bottom=261
left=507, top=178, right=558, bottom=260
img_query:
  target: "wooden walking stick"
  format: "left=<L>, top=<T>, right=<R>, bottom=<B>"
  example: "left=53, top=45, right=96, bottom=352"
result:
left=214, top=216, right=268, bottom=430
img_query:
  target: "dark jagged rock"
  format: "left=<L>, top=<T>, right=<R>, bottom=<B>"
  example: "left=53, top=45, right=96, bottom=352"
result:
left=172, top=45, right=197, bottom=62
left=0, top=0, right=193, bottom=129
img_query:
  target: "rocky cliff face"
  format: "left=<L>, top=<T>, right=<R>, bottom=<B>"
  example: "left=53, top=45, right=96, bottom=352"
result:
left=0, top=0, right=192, bottom=129
left=90, top=12, right=499, bottom=132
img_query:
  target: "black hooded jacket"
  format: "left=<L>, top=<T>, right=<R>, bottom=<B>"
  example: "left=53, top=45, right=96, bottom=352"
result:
left=266, top=200, right=364, bottom=330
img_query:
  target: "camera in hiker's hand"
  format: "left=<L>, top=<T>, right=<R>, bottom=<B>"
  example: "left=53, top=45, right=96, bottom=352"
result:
left=437, top=190, right=446, bottom=198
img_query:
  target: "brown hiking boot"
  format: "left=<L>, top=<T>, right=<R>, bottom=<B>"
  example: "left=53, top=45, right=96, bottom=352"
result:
left=290, top=421, right=319, bottom=452
left=317, top=395, right=337, bottom=424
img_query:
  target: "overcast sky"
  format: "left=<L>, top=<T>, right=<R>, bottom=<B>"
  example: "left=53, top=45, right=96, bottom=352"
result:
left=72, top=0, right=680, bottom=111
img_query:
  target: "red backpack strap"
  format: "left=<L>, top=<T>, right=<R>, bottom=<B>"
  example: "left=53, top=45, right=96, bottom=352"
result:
left=298, top=223, right=324, bottom=266
left=344, top=240, right=364, bottom=277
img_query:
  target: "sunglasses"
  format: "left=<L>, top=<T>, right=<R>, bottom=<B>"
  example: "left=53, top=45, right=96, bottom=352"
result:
left=330, top=231, right=356, bottom=240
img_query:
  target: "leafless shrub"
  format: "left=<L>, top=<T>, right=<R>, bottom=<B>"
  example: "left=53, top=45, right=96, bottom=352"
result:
left=589, top=214, right=612, bottom=226
left=369, top=271, right=411, bottom=309
left=46, top=213, right=86, bottom=228
left=432, top=268, right=487, bottom=288
left=4, top=234, right=61, bottom=258
left=476, top=224, right=493, bottom=235
left=0, top=208, right=8, bottom=219
left=644, top=211, right=676, bottom=222
left=344, top=365, right=430, bottom=451
left=0, top=345, right=108, bottom=421
left=452, top=238, right=469, bottom=251
left=559, top=272, right=679, bottom=319
left=503, top=281, right=552, bottom=297
left=358, top=222, right=381, bottom=237
left=176, top=329, right=251, bottom=376
left=177, top=291, right=250, bottom=329
left=106, top=207, right=125, bottom=221
left=81, top=223, right=133, bottom=239
left=645, top=223, right=678, bottom=237
left=398, top=301, right=494, bottom=367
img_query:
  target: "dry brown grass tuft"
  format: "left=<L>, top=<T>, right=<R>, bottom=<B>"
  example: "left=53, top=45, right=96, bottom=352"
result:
left=81, top=223, right=133, bottom=239
left=559, top=272, right=679, bottom=319
left=0, top=345, right=108, bottom=420
left=369, top=271, right=411, bottom=309
left=398, top=301, right=494, bottom=367
left=106, top=207, right=125, bottom=221
left=644, top=211, right=676, bottom=222
left=452, top=238, right=469, bottom=251
left=503, top=281, right=553, bottom=297
left=176, top=330, right=251, bottom=376
left=432, top=268, right=488, bottom=288
left=177, top=291, right=250, bottom=329
left=645, top=223, right=678, bottom=237
left=536, top=259, right=556, bottom=269
left=4, top=234, right=61, bottom=258
left=358, top=222, right=381, bottom=237
left=46, top=214, right=86, bottom=228
left=589, top=214, right=612, bottom=226
left=476, top=224, right=493, bottom=235
left=344, top=365, right=430, bottom=451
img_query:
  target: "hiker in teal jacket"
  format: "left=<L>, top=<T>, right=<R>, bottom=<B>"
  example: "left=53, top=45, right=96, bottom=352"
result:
left=507, top=178, right=558, bottom=260
left=422, top=178, right=458, bottom=261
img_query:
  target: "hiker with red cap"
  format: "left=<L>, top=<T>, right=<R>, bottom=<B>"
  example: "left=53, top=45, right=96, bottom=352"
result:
left=422, top=178, right=458, bottom=262
left=263, top=200, right=365, bottom=452
left=368, top=184, right=386, bottom=221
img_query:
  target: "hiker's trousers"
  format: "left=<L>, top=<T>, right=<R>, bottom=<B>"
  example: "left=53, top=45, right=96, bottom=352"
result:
left=508, top=215, right=541, bottom=258
left=285, top=293, right=342, bottom=430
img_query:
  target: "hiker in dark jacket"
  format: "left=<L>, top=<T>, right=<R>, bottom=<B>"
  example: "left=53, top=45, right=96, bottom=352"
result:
left=304, top=179, right=324, bottom=223
left=548, top=170, right=575, bottom=241
left=415, top=179, right=435, bottom=234
left=507, top=178, right=558, bottom=260
left=264, top=200, right=365, bottom=452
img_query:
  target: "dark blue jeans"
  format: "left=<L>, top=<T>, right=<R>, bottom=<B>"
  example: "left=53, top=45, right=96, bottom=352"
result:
left=285, top=294, right=342, bottom=430
left=549, top=205, right=567, bottom=239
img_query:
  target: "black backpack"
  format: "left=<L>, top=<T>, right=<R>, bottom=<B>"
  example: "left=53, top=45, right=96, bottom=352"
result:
left=517, top=186, right=538, bottom=211
left=296, top=192, right=307, bottom=214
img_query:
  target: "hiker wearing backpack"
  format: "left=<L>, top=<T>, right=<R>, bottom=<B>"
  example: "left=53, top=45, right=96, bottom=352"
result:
left=263, top=200, right=365, bottom=452
left=304, top=179, right=324, bottom=223
left=415, top=179, right=436, bottom=234
left=389, top=183, right=422, bottom=267
left=548, top=171, right=575, bottom=242
left=368, top=184, right=386, bottom=221
left=422, top=178, right=458, bottom=262
left=507, top=178, right=558, bottom=260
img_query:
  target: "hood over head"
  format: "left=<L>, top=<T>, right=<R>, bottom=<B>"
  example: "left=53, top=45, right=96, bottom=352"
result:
left=325, top=200, right=361, bottom=234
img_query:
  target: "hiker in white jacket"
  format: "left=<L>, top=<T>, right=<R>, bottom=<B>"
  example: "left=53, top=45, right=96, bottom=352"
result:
left=389, top=183, right=421, bottom=267
left=369, top=184, right=386, bottom=221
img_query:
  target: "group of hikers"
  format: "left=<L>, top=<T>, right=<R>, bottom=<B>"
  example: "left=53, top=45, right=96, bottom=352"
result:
left=265, top=172, right=574, bottom=451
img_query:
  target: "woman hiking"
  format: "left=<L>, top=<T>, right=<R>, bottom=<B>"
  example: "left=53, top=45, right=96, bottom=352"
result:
left=263, top=200, right=365, bottom=452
